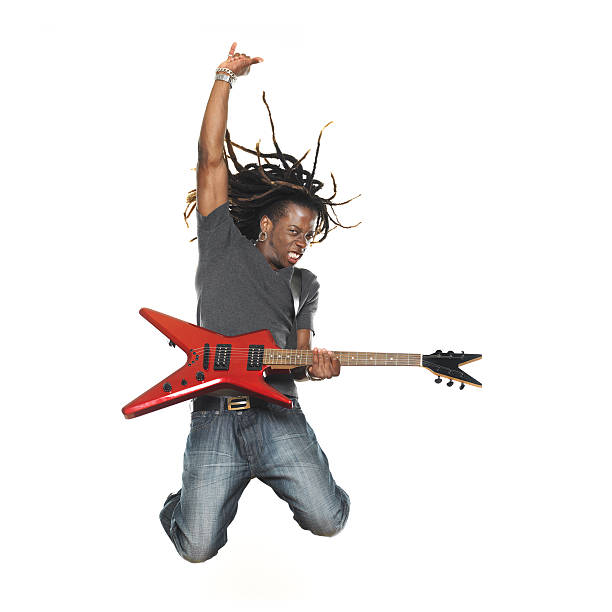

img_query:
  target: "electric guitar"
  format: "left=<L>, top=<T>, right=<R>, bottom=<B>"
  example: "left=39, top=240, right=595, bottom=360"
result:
left=122, top=308, right=482, bottom=419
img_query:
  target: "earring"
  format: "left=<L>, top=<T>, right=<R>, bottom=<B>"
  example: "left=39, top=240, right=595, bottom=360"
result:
left=257, top=231, right=268, bottom=242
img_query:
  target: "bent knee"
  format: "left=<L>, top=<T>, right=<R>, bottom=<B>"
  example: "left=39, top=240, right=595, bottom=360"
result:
left=299, top=503, right=350, bottom=537
left=179, top=541, right=221, bottom=563
left=174, top=529, right=226, bottom=563
left=309, top=521, right=346, bottom=537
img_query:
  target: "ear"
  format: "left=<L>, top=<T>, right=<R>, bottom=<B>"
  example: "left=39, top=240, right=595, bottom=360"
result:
left=260, top=215, right=273, bottom=234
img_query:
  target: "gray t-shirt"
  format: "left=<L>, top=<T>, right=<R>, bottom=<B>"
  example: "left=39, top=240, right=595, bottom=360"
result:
left=195, top=202, right=319, bottom=398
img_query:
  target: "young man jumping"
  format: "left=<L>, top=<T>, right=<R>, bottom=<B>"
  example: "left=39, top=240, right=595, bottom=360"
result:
left=160, top=42, right=358, bottom=563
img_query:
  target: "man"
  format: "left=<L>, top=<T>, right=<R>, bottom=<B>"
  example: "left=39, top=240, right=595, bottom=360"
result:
left=160, top=42, right=357, bottom=563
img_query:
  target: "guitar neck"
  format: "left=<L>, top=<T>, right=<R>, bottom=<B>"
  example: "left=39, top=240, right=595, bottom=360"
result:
left=264, top=349, right=422, bottom=367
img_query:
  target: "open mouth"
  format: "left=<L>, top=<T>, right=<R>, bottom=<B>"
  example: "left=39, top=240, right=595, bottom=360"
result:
left=287, top=251, right=302, bottom=265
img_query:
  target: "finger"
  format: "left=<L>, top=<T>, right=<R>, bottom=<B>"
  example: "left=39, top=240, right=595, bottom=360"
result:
left=316, top=348, right=326, bottom=378
left=228, top=42, right=237, bottom=56
left=322, top=349, right=333, bottom=378
left=252, top=57, right=264, bottom=63
left=330, top=352, right=340, bottom=376
left=327, top=351, right=335, bottom=378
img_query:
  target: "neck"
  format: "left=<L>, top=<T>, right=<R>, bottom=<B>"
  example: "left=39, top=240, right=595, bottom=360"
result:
left=255, top=242, right=282, bottom=270
left=264, top=349, right=422, bottom=367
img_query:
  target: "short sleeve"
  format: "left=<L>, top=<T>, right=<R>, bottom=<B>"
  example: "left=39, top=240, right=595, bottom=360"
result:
left=196, top=201, right=232, bottom=233
left=196, top=201, right=242, bottom=261
left=296, top=273, right=320, bottom=335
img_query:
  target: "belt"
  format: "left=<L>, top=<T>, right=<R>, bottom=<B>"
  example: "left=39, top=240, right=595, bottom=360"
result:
left=192, top=395, right=265, bottom=412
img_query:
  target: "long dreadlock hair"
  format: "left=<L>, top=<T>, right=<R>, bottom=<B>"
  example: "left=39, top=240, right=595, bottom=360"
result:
left=183, top=91, right=360, bottom=243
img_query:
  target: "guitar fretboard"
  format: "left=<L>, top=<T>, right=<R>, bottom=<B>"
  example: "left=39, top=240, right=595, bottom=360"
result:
left=264, top=349, right=422, bottom=367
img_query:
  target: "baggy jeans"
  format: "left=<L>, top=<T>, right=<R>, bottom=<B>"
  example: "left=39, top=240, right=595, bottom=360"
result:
left=159, top=397, right=350, bottom=563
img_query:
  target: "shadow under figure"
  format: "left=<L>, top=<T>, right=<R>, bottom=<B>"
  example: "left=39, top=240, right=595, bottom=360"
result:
left=162, top=79, right=358, bottom=562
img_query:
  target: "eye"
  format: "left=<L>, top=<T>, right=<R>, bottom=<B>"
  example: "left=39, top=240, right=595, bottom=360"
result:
left=289, top=229, right=298, bottom=234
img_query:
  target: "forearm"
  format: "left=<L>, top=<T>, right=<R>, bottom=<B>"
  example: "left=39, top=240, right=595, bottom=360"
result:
left=197, top=44, right=262, bottom=165
left=198, top=79, right=231, bottom=165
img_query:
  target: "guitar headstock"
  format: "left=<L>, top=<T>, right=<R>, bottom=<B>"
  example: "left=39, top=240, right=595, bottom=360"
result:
left=422, top=350, right=482, bottom=389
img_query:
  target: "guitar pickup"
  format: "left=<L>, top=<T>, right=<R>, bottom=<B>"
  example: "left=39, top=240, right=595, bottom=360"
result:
left=214, top=344, right=232, bottom=370
left=247, top=345, right=264, bottom=371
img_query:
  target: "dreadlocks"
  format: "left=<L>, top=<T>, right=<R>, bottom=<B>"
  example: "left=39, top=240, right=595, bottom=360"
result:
left=183, top=91, right=360, bottom=243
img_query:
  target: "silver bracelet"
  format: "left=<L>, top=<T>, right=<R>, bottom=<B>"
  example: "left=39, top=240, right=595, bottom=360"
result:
left=215, top=67, right=237, bottom=87
left=216, top=67, right=237, bottom=80
left=304, top=366, right=324, bottom=381
left=214, top=73, right=233, bottom=88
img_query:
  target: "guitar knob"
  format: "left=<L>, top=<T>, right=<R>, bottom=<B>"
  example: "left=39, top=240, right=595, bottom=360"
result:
left=435, top=376, right=442, bottom=384
left=163, top=383, right=172, bottom=392
left=447, top=380, right=454, bottom=387
left=459, top=382, right=465, bottom=390
left=196, top=371, right=205, bottom=381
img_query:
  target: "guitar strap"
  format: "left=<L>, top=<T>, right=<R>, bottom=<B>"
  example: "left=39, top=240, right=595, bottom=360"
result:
left=290, top=267, right=302, bottom=320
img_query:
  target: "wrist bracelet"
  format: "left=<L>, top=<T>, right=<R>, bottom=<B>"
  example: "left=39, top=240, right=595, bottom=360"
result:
left=215, top=73, right=233, bottom=88
left=304, top=366, right=324, bottom=381
left=216, top=67, right=237, bottom=80
left=215, top=67, right=237, bottom=87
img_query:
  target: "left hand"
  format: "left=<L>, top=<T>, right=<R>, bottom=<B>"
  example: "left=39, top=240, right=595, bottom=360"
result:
left=309, top=348, right=341, bottom=379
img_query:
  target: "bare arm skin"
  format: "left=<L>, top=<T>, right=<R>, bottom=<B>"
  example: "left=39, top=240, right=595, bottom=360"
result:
left=196, top=42, right=263, bottom=217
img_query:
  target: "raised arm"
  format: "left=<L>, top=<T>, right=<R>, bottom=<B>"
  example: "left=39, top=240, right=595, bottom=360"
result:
left=196, top=42, right=263, bottom=217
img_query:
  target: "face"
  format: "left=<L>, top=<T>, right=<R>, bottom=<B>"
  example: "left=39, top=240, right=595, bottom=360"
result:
left=258, top=202, right=318, bottom=270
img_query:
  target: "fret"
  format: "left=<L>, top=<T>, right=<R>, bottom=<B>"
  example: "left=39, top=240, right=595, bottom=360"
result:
left=263, top=349, right=422, bottom=366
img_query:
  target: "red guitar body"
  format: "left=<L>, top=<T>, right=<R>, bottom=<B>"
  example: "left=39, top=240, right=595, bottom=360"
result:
left=122, top=308, right=293, bottom=419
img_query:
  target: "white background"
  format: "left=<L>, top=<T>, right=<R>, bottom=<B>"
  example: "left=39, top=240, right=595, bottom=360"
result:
left=1, top=1, right=611, bottom=610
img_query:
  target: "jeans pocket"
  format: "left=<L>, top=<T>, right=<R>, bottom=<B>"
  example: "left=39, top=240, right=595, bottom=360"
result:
left=190, top=411, right=214, bottom=431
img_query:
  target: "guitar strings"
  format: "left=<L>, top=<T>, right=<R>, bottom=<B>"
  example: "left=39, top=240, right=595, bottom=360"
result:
left=189, top=347, right=419, bottom=358
left=182, top=346, right=420, bottom=356
left=175, top=345, right=421, bottom=364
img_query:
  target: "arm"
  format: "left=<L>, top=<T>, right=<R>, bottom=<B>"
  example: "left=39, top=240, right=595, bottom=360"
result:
left=196, top=42, right=263, bottom=217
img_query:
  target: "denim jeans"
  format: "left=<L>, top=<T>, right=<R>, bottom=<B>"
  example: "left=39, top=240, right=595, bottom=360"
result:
left=159, top=397, right=350, bottom=563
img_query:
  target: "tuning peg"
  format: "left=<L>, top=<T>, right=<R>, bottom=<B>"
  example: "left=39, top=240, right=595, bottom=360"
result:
left=446, top=379, right=454, bottom=387
left=459, top=382, right=465, bottom=390
left=168, top=340, right=176, bottom=348
left=435, top=376, right=442, bottom=384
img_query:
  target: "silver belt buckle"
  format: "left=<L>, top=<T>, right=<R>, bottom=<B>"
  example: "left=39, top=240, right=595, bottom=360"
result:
left=227, top=396, right=251, bottom=411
